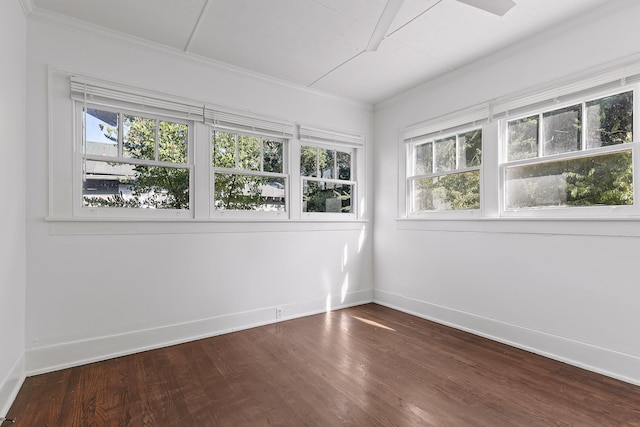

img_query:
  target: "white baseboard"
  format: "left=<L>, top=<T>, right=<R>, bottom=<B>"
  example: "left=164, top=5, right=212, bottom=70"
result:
left=373, top=289, right=640, bottom=386
left=26, top=289, right=373, bottom=376
left=0, top=354, right=25, bottom=418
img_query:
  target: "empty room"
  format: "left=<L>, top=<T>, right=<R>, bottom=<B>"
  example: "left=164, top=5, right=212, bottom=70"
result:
left=2, top=0, right=640, bottom=425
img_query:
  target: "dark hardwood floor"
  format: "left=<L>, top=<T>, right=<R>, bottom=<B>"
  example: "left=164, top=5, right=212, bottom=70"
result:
left=7, top=304, right=640, bottom=426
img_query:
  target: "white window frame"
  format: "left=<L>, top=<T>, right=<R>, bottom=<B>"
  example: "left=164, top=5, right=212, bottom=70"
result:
left=399, top=72, right=640, bottom=222
left=53, top=71, right=366, bottom=224
left=298, top=126, right=363, bottom=220
left=73, top=101, right=195, bottom=219
left=499, top=85, right=640, bottom=218
left=210, top=128, right=289, bottom=219
left=299, top=142, right=357, bottom=219
left=404, top=124, right=485, bottom=219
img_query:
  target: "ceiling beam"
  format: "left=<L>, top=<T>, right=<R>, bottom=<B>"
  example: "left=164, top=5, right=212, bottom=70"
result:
left=365, top=0, right=404, bottom=52
left=456, top=0, right=516, bottom=17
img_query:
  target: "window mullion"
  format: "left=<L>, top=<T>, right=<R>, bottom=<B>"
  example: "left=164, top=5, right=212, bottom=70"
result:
left=538, top=112, right=544, bottom=158
left=155, top=119, right=159, bottom=162
left=581, top=101, right=587, bottom=152
left=431, top=142, right=435, bottom=174
left=118, top=112, right=123, bottom=157
left=234, top=133, right=239, bottom=169
left=455, top=135, right=460, bottom=170
left=258, top=137, right=264, bottom=172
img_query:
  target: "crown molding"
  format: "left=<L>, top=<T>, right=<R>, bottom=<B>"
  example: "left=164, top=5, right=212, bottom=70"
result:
left=27, top=7, right=373, bottom=112
left=19, top=0, right=34, bottom=17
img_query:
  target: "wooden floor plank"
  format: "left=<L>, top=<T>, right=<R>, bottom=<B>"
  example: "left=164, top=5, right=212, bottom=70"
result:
left=7, top=304, right=640, bottom=426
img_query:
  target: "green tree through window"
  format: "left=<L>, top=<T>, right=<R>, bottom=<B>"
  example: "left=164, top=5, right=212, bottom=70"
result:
left=505, top=90, right=633, bottom=209
left=83, top=110, right=190, bottom=209
left=212, top=131, right=286, bottom=211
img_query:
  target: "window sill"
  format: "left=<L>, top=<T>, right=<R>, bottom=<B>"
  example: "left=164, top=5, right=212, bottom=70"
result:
left=45, top=216, right=368, bottom=236
left=396, top=216, right=640, bottom=237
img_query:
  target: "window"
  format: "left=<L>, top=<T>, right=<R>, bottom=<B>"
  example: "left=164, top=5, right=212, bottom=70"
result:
left=401, top=75, right=640, bottom=221
left=300, top=144, right=354, bottom=214
left=57, top=73, right=365, bottom=222
left=298, top=126, right=363, bottom=217
left=212, top=130, right=287, bottom=212
left=407, top=128, right=482, bottom=214
left=80, top=105, right=192, bottom=213
left=502, top=90, right=634, bottom=213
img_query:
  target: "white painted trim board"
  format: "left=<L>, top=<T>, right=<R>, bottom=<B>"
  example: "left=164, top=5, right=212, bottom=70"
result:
left=26, top=289, right=373, bottom=376
left=373, top=289, right=640, bottom=386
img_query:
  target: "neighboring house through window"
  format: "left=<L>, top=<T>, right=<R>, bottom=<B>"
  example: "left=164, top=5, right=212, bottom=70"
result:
left=60, top=73, right=365, bottom=222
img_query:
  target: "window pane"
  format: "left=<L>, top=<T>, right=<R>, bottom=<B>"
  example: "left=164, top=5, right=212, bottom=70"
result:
left=337, top=151, right=351, bottom=180
left=85, top=108, right=118, bottom=156
left=212, top=131, right=236, bottom=168
left=411, top=170, right=480, bottom=212
left=319, top=147, right=335, bottom=179
left=263, top=139, right=284, bottom=173
left=435, top=137, right=456, bottom=172
left=303, top=180, right=352, bottom=213
left=300, top=145, right=317, bottom=177
left=505, top=151, right=633, bottom=209
left=123, top=115, right=155, bottom=160
left=508, top=115, right=539, bottom=161
left=83, top=160, right=189, bottom=209
left=543, top=104, right=581, bottom=155
left=414, top=142, right=433, bottom=175
left=586, top=91, right=633, bottom=149
left=238, top=135, right=260, bottom=171
left=214, top=173, right=285, bottom=211
left=459, top=129, right=482, bottom=168
left=158, top=121, right=187, bottom=163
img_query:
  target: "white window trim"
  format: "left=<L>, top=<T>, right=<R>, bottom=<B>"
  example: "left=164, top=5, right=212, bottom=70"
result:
left=499, top=85, right=639, bottom=219
left=404, top=125, right=485, bottom=219
left=399, top=69, right=640, bottom=221
left=210, top=128, right=290, bottom=219
left=299, top=136, right=360, bottom=220
left=73, top=101, right=195, bottom=219
left=50, top=69, right=367, bottom=224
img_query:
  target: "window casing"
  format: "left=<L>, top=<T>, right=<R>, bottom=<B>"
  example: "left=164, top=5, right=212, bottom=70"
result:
left=401, top=80, right=640, bottom=220
left=60, top=73, right=365, bottom=222
left=500, top=88, right=636, bottom=217
left=212, top=129, right=288, bottom=217
left=75, top=102, right=194, bottom=218
left=406, top=127, right=483, bottom=216
left=298, top=125, right=363, bottom=219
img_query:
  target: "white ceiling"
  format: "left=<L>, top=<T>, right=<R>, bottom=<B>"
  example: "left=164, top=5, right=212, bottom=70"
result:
left=31, top=0, right=611, bottom=104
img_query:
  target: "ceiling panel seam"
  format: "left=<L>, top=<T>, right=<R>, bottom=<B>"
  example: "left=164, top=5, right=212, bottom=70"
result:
left=386, top=0, right=443, bottom=39
left=308, top=50, right=365, bottom=88
left=309, top=0, right=372, bottom=31
left=386, top=37, right=455, bottom=70
left=184, top=0, right=211, bottom=52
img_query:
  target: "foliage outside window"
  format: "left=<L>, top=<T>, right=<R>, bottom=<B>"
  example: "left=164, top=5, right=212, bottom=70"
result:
left=408, top=128, right=482, bottom=212
left=300, top=145, right=354, bottom=213
left=82, top=107, right=190, bottom=210
left=504, top=90, right=634, bottom=210
left=212, top=130, right=287, bottom=211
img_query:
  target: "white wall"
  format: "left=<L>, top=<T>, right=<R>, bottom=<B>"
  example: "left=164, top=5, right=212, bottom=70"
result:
left=25, top=16, right=373, bottom=373
left=373, top=0, right=640, bottom=385
left=0, top=0, right=27, bottom=416
left=18, top=0, right=640, bottom=407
